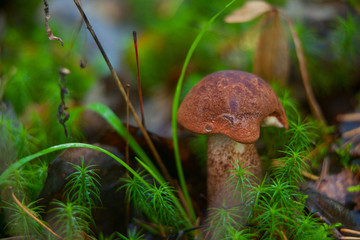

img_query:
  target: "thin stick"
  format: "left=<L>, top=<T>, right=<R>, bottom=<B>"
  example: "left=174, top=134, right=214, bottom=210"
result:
left=44, top=0, right=64, bottom=46
left=337, top=113, right=360, bottom=122
left=280, top=230, right=288, bottom=240
left=65, top=18, right=84, bottom=61
left=339, top=237, right=360, bottom=240
left=203, top=221, right=213, bottom=240
left=176, top=182, right=192, bottom=219
left=279, top=10, right=326, bottom=124
left=133, top=31, right=146, bottom=127
left=341, top=228, right=360, bottom=236
left=125, top=84, right=130, bottom=229
left=343, top=134, right=360, bottom=150
left=194, top=217, right=201, bottom=239
left=302, top=170, right=319, bottom=181
left=343, top=126, right=360, bottom=139
left=125, top=84, right=130, bottom=172
left=9, top=187, right=63, bottom=239
left=306, top=140, right=331, bottom=160
left=72, top=0, right=172, bottom=184
left=316, top=155, right=329, bottom=189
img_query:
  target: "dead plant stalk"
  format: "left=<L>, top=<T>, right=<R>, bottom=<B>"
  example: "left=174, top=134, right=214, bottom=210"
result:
left=72, top=0, right=172, bottom=185
left=9, top=187, right=63, bottom=239
left=279, top=10, right=326, bottom=124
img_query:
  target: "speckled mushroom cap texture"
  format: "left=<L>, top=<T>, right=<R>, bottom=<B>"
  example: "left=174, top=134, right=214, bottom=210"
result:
left=177, top=70, right=288, bottom=143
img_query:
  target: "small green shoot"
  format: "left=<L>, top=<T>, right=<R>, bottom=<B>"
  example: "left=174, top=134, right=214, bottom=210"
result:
left=64, top=158, right=101, bottom=209
left=226, top=162, right=256, bottom=202
left=117, top=227, right=145, bottom=240
left=49, top=199, right=92, bottom=239
left=121, top=171, right=182, bottom=231
left=290, top=213, right=336, bottom=240
left=336, top=143, right=352, bottom=168
left=207, top=203, right=244, bottom=239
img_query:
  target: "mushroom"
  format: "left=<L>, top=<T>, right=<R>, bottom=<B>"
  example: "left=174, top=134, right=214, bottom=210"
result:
left=177, top=70, right=288, bottom=205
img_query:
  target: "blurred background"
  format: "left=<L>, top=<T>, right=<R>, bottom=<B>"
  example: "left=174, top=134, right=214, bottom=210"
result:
left=0, top=0, right=359, bottom=141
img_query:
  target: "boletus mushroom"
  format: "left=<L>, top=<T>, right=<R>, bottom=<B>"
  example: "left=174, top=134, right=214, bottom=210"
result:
left=177, top=70, right=288, bottom=205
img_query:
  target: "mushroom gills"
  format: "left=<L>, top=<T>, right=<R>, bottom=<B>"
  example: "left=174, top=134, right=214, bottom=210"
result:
left=261, top=115, right=284, bottom=128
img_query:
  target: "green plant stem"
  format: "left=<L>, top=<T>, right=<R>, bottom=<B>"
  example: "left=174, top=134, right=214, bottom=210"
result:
left=171, top=0, right=238, bottom=223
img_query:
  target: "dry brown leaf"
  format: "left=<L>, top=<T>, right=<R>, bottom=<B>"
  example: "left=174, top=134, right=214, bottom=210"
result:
left=224, top=1, right=272, bottom=23
left=44, top=0, right=64, bottom=46
left=316, top=168, right=360, bottom=210
left=254, top=10, right=289, bottom=84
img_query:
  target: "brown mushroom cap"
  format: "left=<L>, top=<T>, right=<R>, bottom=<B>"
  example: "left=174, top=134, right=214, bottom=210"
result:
left=177, top=70, right=288, bottom=143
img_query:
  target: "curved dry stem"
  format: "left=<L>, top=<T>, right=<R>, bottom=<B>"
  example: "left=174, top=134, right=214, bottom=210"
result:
left=279, top=10, right=326, bottom=124
left=9, top=187, right=63, bottom=239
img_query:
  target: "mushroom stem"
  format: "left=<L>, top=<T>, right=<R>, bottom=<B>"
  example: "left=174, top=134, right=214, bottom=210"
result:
left=207, top=134, right=262, bottom=205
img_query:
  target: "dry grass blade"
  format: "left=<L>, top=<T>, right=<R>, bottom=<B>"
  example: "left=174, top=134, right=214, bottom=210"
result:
left=279, top=10, right=326, bottom=124
left=254, top=10, right=289, bottom=84
left=9, top=187, right=63, bottom=239
left=43, top=0, right=64, bottom=46
left=224, top=1, right=272, bottom=23
left=339, top=237, right=360, bottom=240
left=132, top=31, right=146, bottom=127
left=125, top=84, right=131, bottom=228
left=125, top=84, right=130, bottom=170
left=280, top=230, right=288, bottom=240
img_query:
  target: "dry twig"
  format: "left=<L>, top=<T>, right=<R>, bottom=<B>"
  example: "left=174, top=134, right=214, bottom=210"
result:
left=279, top=10, right=326, bottom=124
left=9, top=187, right=63, bottom=239
left=43, top=0, right=63, bottom=46
left=341, top=228, right=360, bottom=236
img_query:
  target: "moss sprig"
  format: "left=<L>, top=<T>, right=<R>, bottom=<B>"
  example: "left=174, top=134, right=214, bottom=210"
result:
left=49, top=199, right=92, bottom=239
left=121, top=171, right=183, bottom=232
left=64, top=158, right=101, bottom=209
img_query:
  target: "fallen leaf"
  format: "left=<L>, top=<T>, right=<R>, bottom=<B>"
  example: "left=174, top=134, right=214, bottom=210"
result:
left=315, top=168, right=360, bottom=210
left=224, top=1, right=272, bottom=23
left=304, top=187, right=360, bottom=232
left=254, top=10, right=289, bottom=84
